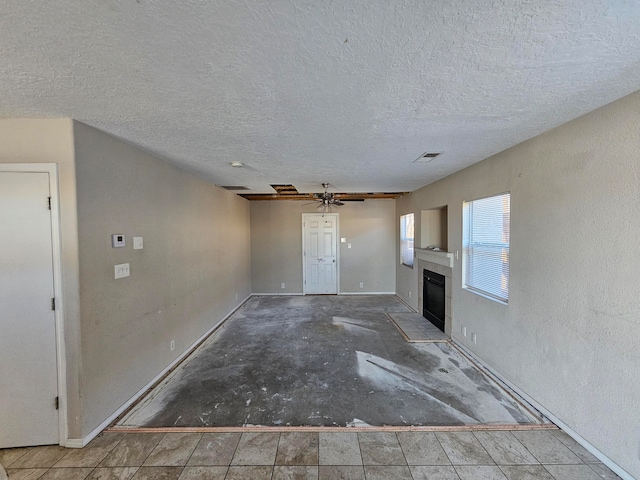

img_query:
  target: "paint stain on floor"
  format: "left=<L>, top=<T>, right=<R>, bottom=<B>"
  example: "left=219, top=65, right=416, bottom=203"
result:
left=117, top=295, right=541, bottom=428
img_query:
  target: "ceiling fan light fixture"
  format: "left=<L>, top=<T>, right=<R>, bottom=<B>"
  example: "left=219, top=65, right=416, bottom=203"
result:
left=313, top=182, right=343, bottom=212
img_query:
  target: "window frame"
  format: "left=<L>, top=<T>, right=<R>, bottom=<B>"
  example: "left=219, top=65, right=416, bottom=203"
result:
left=400, top=213, right=415, bottom=268
left=462, top=192, right=510, bottom=304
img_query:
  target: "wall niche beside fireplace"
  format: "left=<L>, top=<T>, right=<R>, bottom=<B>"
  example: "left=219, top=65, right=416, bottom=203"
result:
left=421, top=205, right=447, bottom=250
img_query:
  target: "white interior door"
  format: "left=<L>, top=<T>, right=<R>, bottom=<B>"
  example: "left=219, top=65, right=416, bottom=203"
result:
left=0, top=171, right=59, bottom=447
left=303, top=214, right=338, bottom=294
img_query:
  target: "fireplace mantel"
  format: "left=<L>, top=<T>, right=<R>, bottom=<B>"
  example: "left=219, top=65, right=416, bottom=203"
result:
left=415, top=248, right=454, bottom=268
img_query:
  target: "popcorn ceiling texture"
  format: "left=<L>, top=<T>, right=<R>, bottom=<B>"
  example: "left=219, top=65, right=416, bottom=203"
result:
left=1, top=1, right=640, bottom=192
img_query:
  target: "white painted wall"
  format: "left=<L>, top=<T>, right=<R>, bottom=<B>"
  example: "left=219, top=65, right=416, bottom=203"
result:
left=251, top=200, right=396, bottom=294
left=397, top=91, right=640, bottom=478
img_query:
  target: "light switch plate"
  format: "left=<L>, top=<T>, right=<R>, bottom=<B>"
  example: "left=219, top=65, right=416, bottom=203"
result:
left=114, top=263, right=130, bottom=279
left=111, top=234, right=125, bottom=248
left=133, top=236, right=143, bottom=250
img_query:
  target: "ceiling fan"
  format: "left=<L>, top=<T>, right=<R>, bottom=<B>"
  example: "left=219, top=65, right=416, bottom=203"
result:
left=309, top=183, right=344, bottom=212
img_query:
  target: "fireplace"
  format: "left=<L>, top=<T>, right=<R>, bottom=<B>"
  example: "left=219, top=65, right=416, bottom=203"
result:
left=423, top=269, right=445, bottom=332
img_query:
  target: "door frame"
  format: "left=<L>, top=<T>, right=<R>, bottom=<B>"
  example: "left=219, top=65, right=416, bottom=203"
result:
left=302, top=213, right=340, bottom=295
left=1, top=163, right=68, bottom=446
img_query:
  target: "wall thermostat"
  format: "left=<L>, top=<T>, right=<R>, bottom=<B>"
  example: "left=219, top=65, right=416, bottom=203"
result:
left=111, top=234, right=126, bottom=248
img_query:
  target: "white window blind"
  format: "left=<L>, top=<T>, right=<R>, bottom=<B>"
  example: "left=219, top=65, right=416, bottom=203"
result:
left=463, top=193, right=510, bottom=303
left=400, top=213, right=414, bottom=267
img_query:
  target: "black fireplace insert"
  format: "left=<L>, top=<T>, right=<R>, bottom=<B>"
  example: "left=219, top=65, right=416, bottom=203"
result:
left=423, top=269, right=445, bottom=332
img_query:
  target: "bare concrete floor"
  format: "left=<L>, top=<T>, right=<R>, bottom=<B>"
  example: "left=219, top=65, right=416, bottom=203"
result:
left=118, top=295, right=542, bottom=428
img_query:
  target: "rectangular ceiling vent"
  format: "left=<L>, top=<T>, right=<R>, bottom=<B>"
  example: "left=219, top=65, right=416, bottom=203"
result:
left=219, top=186, right=252, bottom=190
left=413, top=152, right=442, bottom=163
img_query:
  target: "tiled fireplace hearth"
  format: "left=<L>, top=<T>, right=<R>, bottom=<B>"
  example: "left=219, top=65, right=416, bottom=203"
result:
left=415, top=249, right=454, bottom=336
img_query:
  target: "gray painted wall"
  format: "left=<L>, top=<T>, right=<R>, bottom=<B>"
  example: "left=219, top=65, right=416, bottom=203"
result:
left=73, top=122, right=252, bottom=437
left=396, top=91, right=640, bottom=478
left=251, top=200, right=396, bottom=294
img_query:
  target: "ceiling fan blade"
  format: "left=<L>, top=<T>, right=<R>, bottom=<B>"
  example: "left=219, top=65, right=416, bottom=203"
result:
left=332, top=200, right=345, bottom=206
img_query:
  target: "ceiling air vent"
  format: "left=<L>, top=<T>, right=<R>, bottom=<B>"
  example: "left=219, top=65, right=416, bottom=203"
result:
left=219, top=186, right=252, bottom=191
left=413, top=152, right=442, bottom=163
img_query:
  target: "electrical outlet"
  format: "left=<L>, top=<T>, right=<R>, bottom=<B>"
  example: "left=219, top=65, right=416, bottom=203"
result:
left=472, top=333, right=477, bottom=344
left=281, top=283, right=285, bottom=289
left=462, top=325, right=467, bottom=337
left=170, top=340, right=175, bottom=351
left=408, top=291, right=411, bottom=298
left=114, top=263, right=130, bottom=279
left=235, top=293, right=238, bottom=300
left=359, top=282, right=364, bottom=288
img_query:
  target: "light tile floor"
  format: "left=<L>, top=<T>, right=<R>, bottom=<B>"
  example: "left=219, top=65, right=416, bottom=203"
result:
left=0, top=429, right=620, bottom=479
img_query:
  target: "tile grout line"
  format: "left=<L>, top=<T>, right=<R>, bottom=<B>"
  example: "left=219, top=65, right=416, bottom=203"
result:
left=179, top=431, right=203, bottom=473
left=354, top=432, right=366, bottom=477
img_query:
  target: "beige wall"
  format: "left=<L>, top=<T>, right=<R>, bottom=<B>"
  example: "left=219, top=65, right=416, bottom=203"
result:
left=397, top=91, right=640, bottom=478
left=251, top=200, right=396, bottom=294
left=73, top=122, right=251, bottom=437
left=0, top=118, right=83, bottom=438
left=420, top=207, right=447, bottom=249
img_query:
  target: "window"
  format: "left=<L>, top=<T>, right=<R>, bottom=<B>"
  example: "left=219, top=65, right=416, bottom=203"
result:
left=400, top=213, right=415, bottom=267
left=463, top=193, right=510, bottom=303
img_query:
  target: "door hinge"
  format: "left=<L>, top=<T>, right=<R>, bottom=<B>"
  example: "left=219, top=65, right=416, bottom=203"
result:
left=55, top=396, right=59, bottom=410
left=48, top=196, right=52, bottom=210
left=51, top=297, right=56, bottom=311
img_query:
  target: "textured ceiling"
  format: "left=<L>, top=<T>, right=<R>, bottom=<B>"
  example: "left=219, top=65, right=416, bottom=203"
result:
left=2, top=1, right=640, bottom=193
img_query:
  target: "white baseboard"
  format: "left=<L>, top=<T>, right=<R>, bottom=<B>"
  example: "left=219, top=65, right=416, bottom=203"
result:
left=64, top=438, right=85, bottom=449
left=252, top=292, right=304, bottom=296
left=253, top=292, right=396, bottom=296
left=64, top=295, right=251, bottom=448
left=451, top=340, right=633, bottom=480
left=339, top=292, right=396, bottom=295
left=394, top=294, right=417, bottom=312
